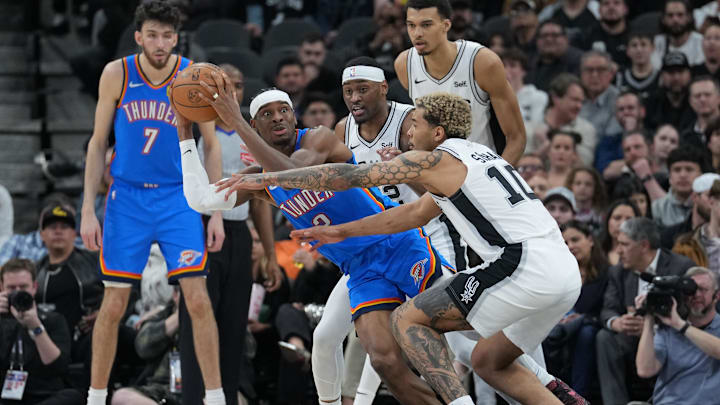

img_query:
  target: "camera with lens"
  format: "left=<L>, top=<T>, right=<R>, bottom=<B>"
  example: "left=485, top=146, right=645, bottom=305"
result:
left=637, top=273, right=697, bottom=318
left=8, top=290, right=34, bottom=312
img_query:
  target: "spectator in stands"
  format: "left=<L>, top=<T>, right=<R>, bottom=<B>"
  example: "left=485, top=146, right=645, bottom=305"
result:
left=546, top=129, right=581, bottom=189
left=527, top=20, right=583, bottom=92
left=683, top=76, right=720, bottom=147
left=110, top=288, right=181, bottom=405
left=615, top=32, right=660, bottom=101
left=605, top=131, right=667, bottom=203
left=635, top=266, right=720, bottom=405
left=580, top=50, right=622, bottom=139
left=548, top=0, right=600, bottom=47
left=599, top=199, right=641, bottom=266
left=611, top=177, right=653, bottom=218
left=544, top=220, right=608, bottom=398
left=651, top=124, right=680, bottom=174
left=691, top=19, right=720, bottom=79
left=298, top=32, right=339, bottom=95
left=583, top=0, right=630, bottom=68
left=652, top=145, right=707, bottom=227
left=695, top=0, right=720, bottom=29
left=709, top=116, right=720, bottom=172
left=653, top=0, right=704, bottom=69
left=596, top=217, right=695, bottom=405
left=0, top=184, right=12, bottom=249
left=299, top=93, right=337, bottom=129
left=517, top=153, right=547, bottom=181
left=501, top=48, right=548, bottom=130
left=487, top=32, right=510, bottom=55
left=645, top=52, right=696, bottom=132
left=274, top=57, right=307, bottom=116
left=528, top=172, right=551, bottom=200
left=594, top=91, right=646, bottom=175
left=0, top=259, right=83, bottom=405
left=447, top=0, right=482, bottom=42
left=361, top=1, right=408, bottom=78
left=508, top=0, right=540, bottom=55
left=527, top=73, right=596, bottom=166
left=567, top=167, right=607, bottom=232
left=544, top=186, right=577, bottom=226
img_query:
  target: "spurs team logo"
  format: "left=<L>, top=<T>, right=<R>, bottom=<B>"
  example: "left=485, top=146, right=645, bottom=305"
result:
left=410, top=258, right=429, bottom=285
left=178, top=250, right=202, bottom=266
left=460, top=276, right=480, bottom=304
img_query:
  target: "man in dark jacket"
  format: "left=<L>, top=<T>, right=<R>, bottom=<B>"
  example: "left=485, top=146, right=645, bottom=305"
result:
left=596, top=217, right=695, bottom=405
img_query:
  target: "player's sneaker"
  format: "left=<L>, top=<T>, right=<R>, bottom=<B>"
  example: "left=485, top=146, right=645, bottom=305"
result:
left=546, top=378, right=590, bottom=405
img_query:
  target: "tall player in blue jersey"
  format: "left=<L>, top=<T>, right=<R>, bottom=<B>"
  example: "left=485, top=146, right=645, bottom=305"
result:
left=174, top=78, right=453, bottom=404
left=79, top=2, right=229, bottom=405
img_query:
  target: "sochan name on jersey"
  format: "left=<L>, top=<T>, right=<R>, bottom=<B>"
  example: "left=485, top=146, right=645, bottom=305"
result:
left=470, top=151, right=501, bottom=163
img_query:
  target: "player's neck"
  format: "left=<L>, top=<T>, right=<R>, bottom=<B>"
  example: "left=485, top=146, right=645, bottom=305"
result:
left=421, top=40, right=458, bottom=79
left=358, top=102, right=390, bottom=143
left=137, top=53, right=178, bottom=85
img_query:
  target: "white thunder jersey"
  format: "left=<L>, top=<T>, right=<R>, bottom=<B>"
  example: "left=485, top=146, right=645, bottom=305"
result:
left=431, top=138, right=559, bottom=263
left=407, top=40, right=495, bottom=149
left=344, top=101, right=463, bottom=268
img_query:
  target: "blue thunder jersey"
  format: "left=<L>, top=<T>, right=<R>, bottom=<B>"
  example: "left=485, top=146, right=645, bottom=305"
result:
left=112, top=54, right=190, bottom=186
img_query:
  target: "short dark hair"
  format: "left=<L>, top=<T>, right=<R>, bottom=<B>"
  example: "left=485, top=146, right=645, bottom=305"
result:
left=538, top=19, right=566, bottom=36
left=1, top=259, right=36, bottom=283
left=406, top=0, right=453, bottom=19
left=301, top=32, right=324, bottom=46
left=690, top=75, right=720, bottom=94
left=710, top=179, right=720, bottom=199
left=617, top=90, right=644, bottom=108
left=667, top=145, right=712, bottom=173
left=622, top=129, right=651, bottom=146
left=627, top=30, right=654, bottom=44
left=549, top=129, right=581, bottom=147
left=344, top=56, right=383, bottom=70
left=548, top=73, right=582, bottom=106
left=664, top=0, right=690, bottom=14
left=300, top=92, right=332, bottom=111
left=134, top=0, right=182, bottom=32
left=276, top=57, right=303, bottom=77
left=705, top=116, right=720, bottom=142
left=500, top=48, right=529, bottom=72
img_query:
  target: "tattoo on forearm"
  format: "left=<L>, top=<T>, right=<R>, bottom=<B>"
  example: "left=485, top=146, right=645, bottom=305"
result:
left=259, top=150, right=444, bottom=190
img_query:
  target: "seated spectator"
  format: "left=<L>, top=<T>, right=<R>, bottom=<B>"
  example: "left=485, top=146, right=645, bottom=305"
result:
left=583, top=0, right=630, bottom=68
left=566, top=167, right=607, bottom=232
left=635, top=266, right=720, bottom=405
left=615, top=32, right=660, bottom=101
left=508, top=0, right=540, bottom=56
left=652, top=0, right=705, bottom=69
left=528, top=173, right=551, bottom=200
left=599, top=199, right=641, bottom=266
left=300, top=93, right=337, bottom=129
left=579, top=50, right=622, bottom=140
left=526, top=20, right=583, bottom=92
left=543, top=186, right=577, bottom=226
left=682, top=75, right=720, bottom=147
left=501, top=48, right=548, bottom=129
left=611, top=177, right=653, bottom=218
left=110, top=288, right=181, bottom=405
left=0, top=183, right=11, bottom=248
left=547, top=0, right=600, bottom=47
left=547, top=129, right=581, bottom=189
left=358, top=1, right=409, bottom=79
left=651, top=124, right=680, bottom=174
left=527, top=73, right=596, bottom=166
left=447, top=0, right=482, bottom=42
left=669, top=176, right=720, bottom=273
left=596, top=217, right=695, bottom=405
left=606, top=131, right=667, bottom=202
left=274, top=57, right=308, bottom=116
left=645, top=52, right=696, bottom=132
left=651, top=146, right=707, bottom=228
left=708, top=116, right=720, bottom=172
left=517, top=153, right=547, bottom=181
left=298, top=32, right=338, bottom=91
left=594, top=91, right=647, bottom=174
left=691, top=19, right=720, bottom=79
left=0, top=259, right=83, bottom=405
left=544, top=220, right=608, bottom=398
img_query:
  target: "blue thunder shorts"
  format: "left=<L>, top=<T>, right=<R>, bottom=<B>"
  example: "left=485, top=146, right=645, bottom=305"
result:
left=100, top=181, right=207, bottom=286
left=345, top=228, right=455, bottom=320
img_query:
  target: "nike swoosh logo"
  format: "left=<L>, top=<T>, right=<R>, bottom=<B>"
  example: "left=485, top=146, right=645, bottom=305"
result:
left=349, top=144, right=360, bottom=150
left=183, top=150, right=191, bottom=155
left=414, top=79, right=426, bottom=84
left=268, top=185, right=278, bottom=190
left=129, top=82, right=144, bottom=88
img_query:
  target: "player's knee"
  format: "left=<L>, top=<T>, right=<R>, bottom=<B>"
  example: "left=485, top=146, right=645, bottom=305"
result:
left=470, top=344, right=497, bottom=377
left=366, top=344, right=403, bottom=378
left=110, top=388, right=138, bottom=405
left=312, top=319, right=343, bottom=350
left=100, top=291, right=130, bottom=323
left=183, top=290, right=211, bottom=317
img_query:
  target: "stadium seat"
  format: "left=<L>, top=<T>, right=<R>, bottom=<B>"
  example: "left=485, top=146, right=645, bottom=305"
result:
left=333, top=17, right=377, bottom=50
left=194, top=19, right=250, bottom=50
left=262, top=19, right=321, bottom=52
left=261, top=45, right=298, bottom=84
left=387, top=79, right=412, bottom=105
left=483, top=15, right=510, bottom=37
left=206, top=48, right=262, bottom=79
left=241, top=77, right=269, bottom=107
left=630, top=11, right=662, bottom=36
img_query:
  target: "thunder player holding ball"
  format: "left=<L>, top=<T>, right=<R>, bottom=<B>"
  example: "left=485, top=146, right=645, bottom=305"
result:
left=80, top=2, right=228, bottom=405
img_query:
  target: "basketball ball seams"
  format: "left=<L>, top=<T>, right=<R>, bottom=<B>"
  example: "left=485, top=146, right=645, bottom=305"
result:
left=170, top=62, right=224, bottom=122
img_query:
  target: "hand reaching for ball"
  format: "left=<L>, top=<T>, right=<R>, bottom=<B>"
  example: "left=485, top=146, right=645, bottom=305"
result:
left=198, top=72, right=244, bottom=128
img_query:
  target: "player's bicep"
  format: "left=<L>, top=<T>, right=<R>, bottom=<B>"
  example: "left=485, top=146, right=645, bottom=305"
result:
left=92, top=61, right=124, bottom=145
left=334, top=118, right=348, bottom=145
left=394, top=51, right=409, bottom=90
left=291, top=126, right=351, bottom=166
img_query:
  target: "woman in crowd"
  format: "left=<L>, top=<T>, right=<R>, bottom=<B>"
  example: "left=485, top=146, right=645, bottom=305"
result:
left=547, top=130, right=581, bottom=189
left=706, top=117, right=720, bottom=173
left=598, top=199, right=641, bottom=266
left=611, top=177, right=653, bottom=219
left=566, top=167, right=607, bottom=233
left=651, top=124, right=680, bottom=174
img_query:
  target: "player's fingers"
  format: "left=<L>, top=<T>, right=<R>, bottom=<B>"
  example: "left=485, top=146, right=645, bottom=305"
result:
left=95, top=229, right=103, bottom=250
left=211, top=72, right=226, bottom=95
left=197, top=81, right=216, bottom=101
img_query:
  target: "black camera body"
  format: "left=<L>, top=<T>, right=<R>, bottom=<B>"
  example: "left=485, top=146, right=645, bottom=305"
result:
left=638, top=273, right=697, bottom=318
left=8, top=290, right=34, bottom=312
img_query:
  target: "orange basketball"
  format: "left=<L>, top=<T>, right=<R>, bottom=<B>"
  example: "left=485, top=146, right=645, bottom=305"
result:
left=170, top=62, right=224, bottom=123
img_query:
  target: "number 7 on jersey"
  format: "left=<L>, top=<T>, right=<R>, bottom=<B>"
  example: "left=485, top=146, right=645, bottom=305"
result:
left=142, top=127, right=159, bottom=155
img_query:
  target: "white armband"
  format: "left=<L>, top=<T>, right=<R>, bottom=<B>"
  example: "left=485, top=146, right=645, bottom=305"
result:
left=180, top=139, right=237, bottom=212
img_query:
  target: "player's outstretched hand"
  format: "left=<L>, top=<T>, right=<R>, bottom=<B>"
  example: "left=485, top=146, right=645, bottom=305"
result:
left=198, top=71, right=242, bottom=127
left=216, top=173, right=267, bottom=199
left=377, top=146, right=402, bottom=162
left=206, top=212, right=225, bottom=252
left=289, top=226, right=346, bottom=250
left=80, top=212, right=103, bottom=251
left=167, top=83, right=193, bottom=137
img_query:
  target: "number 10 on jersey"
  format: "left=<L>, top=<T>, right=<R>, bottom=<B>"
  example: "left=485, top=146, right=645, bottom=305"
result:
left=487, top=164, right=539, bottom=206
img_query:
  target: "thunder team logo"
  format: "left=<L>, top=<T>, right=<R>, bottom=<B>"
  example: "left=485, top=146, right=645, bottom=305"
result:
left=410, top=258, right=428, bottom=286
left=178, top=250, right=202, bottom=267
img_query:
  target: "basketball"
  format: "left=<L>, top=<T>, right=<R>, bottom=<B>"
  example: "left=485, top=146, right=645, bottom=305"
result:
left=170, top=62, right=224, bottom=123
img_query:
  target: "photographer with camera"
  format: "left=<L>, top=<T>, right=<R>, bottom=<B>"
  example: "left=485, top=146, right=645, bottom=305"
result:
left=634, top=266, right=720, bottom=405
left=597, top=217, right=695, bottom=405
left=0, top=258, right=82, bottom=404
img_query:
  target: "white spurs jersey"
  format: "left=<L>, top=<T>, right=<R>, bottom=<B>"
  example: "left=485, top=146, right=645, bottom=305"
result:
left=407, top=40, right=497, bottom=150
left=344, top=102, right=465, bottom=268
left=431, top=139, right=559, bottom=263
